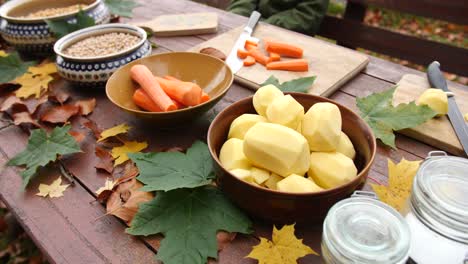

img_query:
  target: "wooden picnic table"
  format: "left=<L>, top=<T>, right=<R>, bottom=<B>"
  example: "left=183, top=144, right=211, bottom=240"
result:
left=0, top=0, right=467, bottom=263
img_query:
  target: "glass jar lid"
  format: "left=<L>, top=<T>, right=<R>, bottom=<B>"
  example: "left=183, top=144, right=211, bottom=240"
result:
left=323, top=192, right=410, bottom=263
left=411, top=151, right=468, bottom=243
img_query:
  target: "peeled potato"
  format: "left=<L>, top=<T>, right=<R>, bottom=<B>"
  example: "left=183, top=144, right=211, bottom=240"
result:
left=277, top=174, right=323, bottom=193
left=253, top=84, right=284, bottom=116
left=228, top=114, right=267, bottom=140
left=219, top=138, right=252, bottom=170
left=266, top=95, right=304, bottom=129
left=417, top=88, right=448, bottom=117
left=244, top=123, right=310, bottom=177
left=230, top=169, right=253, bottom=183
left=251, top=167, right=270, bottom=185
left=302, top=102, right=342, bottom=152
left=309, top=152, right=358, bottom=189
left=264, top=173, right=283, bottom=190
left=336, top=132, right=356, bottom=160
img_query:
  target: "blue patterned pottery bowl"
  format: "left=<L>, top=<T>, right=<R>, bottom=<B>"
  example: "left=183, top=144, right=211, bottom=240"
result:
left=54, top=23, right=151, bottom=87
left=0, top=0, right=110, bottom=54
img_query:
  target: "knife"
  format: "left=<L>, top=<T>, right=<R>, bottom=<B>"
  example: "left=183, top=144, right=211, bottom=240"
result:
left=427, top=61, right=468, bottom=157
left=225, top=11, right=261, bottom=73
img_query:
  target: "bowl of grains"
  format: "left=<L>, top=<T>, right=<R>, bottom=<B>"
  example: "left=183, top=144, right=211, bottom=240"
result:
left=54, top=23, right=151, bottom=86
left=0, top=0, right=110, bottom=54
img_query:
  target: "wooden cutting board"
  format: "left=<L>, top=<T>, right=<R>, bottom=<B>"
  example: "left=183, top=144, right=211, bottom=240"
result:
left=394, top=74, right=468, bottom=156
left=189, top=23, right=369, bottom=96
left=134, top=13, right=218, bottom=36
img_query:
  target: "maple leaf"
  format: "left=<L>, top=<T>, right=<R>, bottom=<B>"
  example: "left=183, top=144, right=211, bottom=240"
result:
left=98, top=123, right=131, bottom=142
left=356, top=87, right=436, bottom=148
left=95, top=146, right=114, bottom=173
left=75, top=98, right=96, bottom=115
left=126, top=186, right=252, bottom=264
left=371, top=158, right=421, bottom=213
left=0, top=93, right=47, bottom=114
left=104, top=0, right=139, bottom=18
left=0, top=52, right=36, bottom=84
left=111, top=140, right=148, bottom=166
left=12, top=112, right=40, bottom=128
left=14, top=73, right=53, bottom=99
left=40, top=104, right=80, bottom=124
left=261, top=75, right=316, bottom=93
left=96, top=178, right=115, bottom=195
left=46, top=10, right=95, bottom=38
left=247, top=224, right=318, bottom=264
left=36, top=177, right=69, bottom=198
left=129, top=141, right=215, bottom=192
left=7, top=125, right=81, bottom=188
left=27, top=63, right=57, bottom=75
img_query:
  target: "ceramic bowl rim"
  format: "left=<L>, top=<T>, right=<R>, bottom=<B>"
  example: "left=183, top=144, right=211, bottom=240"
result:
left=54, top=23, right=147, bottom=62
left=208, top=92, right=377, bottom=197
left=0, top=0, right=100, bottom=23
left=105, top=51, right=234, bottom=115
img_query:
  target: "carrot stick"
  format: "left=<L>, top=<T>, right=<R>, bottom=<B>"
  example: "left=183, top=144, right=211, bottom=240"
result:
left=237, top=49, right=250, bottom=59
left=243, top=55, right=256, bottom=66
left=266, top=59, right=309, bottom=72
left=164, top=75, right=210, bottom=104
left=269, top=52, right=280, bottom=61
left=248, top=48, right=270, bottom=66
left=155, top=76, right=202, bottom=106
left=264, top=39, right=303, bottom=58
left=164, top=75, right=180, bottom=82
left=130, top=65, right=177, bottom=111
left=245, top=44, right=257, bottom=52
left=244, top=39, right=258, bottom=48
left=133, top=88, right=163, bottom=112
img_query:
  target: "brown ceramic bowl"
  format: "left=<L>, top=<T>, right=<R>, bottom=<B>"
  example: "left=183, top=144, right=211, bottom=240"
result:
left=208, top=93, right=376, bottom=223
left=106, top=52, right=233, bottom=126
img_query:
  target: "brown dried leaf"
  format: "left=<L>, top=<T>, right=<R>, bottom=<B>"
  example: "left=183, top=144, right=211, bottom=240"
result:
left=49, top=88, right=70, bottom=104
left=217, top=231, right=237, bottom=251
left=75, top=98, right=96, bottom=116
left=96, top=178, right=115, bottom=203
left=95, top=146, right=114, bottom=174
left=69, top=130, right=85, bottom=143
left=82, top=119, right=102, bottom=139
left=41, top=104, right=79, bottom=124
left=200, top=47, right=226, bottom=61
left=12, top=111, right=40, bottom=127
left=106, top=178, right=154, bottom=224
left=0, top=94, right=47, bottom=114
left=114, top=162, right=139, bottom=185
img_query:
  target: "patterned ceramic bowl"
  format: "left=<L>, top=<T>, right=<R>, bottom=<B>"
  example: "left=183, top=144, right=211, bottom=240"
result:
left=0, top=0, right=110, bottom=54
left=54, top=23, right=151, bottom=87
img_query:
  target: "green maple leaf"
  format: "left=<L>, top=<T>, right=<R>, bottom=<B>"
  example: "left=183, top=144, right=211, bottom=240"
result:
left=356, top=87, right=437, bottom=148
left=129, top=141, right=215, bottom=192
left=0, top=52, right=36, bottom=83
left=46, top=10, right=95, bottom=38
left=127, top=186, right=253, bottom=264
left=261, top=75, right=316, bottom=93
left=104, top=0, right=138, bottom=18
left=7, top=125, right=81, bottom=189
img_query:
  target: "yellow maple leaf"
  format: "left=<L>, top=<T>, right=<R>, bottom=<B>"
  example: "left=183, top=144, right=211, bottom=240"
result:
left=96, top=178, right=115, bottom=195
left=246, top=224, right=318, bottom=264
left=14, top=62, right=58, bottom=99
left=0, top=50, right=6, bottom=57
left=111, top=140, right=148, bottom=166
left=98, top=124, right=131, bottom=142
left=371, top=158, right=421, bottom=213
left=28, top=62, right=57, bottom=75
left=36, top=177, right=69, bottom=198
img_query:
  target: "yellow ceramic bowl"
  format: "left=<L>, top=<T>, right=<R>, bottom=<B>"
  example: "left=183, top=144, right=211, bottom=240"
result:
left=106, top=52, right=233, bottom=125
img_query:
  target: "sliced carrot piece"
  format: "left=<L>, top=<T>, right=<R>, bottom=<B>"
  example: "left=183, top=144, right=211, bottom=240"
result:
left=264, top=39, right=303, bottom=58
left=130, top=65, right=177, bottom=111
left=266, top=59, right=309, bottom=72
left=237, top=49, right=250, bottom=59
left=244, top=39, right=258, bottom=48
left=245, top=43, right=257, bottom=52
left=248, top=48, right=271, bottom=66
left=269, top=52, right=280, bottom=61
left=243, top=55, right=256, bottom=66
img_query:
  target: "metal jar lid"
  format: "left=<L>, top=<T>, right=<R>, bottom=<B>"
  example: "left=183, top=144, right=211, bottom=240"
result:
left=322, top=192, right=411, bottom=263
left=411, top=151, right=468, bottom=244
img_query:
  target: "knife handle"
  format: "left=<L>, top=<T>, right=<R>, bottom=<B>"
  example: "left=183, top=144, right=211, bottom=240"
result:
left=427, top=61, right=448, bottom=90
left=244, top=11, right=261, bottom=34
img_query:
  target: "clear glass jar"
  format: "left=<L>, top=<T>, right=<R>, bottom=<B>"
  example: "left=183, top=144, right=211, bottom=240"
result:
left=322, top=191, right=411, bottom=264
left=405, top=151, right=468, bottom=264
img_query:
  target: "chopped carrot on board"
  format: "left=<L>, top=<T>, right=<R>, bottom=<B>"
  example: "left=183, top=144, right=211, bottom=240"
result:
left=243, top=55, right=256, bottom=66
left=264, top=39, right=303, bottom=58
left=269, top=52, right=281, bottom=61
left=248, top=48, right=271, bottom=66
left=245, top=43, right=257, bottom=52
left=237, top=49, right=250, bottom=59
left=244, top=39, right=258, bottom=48
left=266, top=59, right=309, bottom=72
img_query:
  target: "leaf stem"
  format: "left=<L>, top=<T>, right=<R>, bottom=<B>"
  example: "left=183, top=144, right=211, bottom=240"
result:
left=58, top=160, right=75, bottom=186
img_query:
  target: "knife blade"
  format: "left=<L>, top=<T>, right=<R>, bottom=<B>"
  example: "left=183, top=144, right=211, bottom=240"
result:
left=427, top=61, right=468, bottom=157
left=225, top=11, right=261, bottom=74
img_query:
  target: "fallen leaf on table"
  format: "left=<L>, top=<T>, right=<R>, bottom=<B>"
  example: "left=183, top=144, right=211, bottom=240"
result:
left=129, top=140, right=215, bottom=192
left=7, top=125, right=81, bottom=188
left=126, top=186, right=252, bottom=264
left=200, top=47, right=227, bottom=61
left=98, top=123, right=131, bottom=142
left=111, top=140, right=148, bottom=166
left=96, top=178, right=115, bottom=202
left=104, top=0, right=139, bottom=18
left=106, top=178, right=153, bottom=224
left=12, top=112, right=40, bottom=127
left=217, top=231, right=237, bottom=251
left=0, top=94, right=48, bottom=114
left=261, top=75, right=316, bottom=93
left=0, top=50, right=6, bottom=57
left=0, top=52, right=36, bottom=83
left=28, top=63, right=57, bottom=76
left=46, top=10, right=95, bottom=38
left=356, top=87, right=437, bottom=148
left=114, top=162, right=139, bottom=185
left=14, top=73, right=53, bottom=99
left=95, top=146, right=114, bottom=173
left=247, top=224, right=318, bottom=264
left=36, top=177, right=69, bottom=198
left=371, top=158, right=421, bottom=213
left=41, top=104, right=80, bottom=124
left=68, top=130, right=85, bottom=143
left=49, top=88, right=70, bottom=104
left=75, top=98, right=96, bottom=115
left=82, top=119, right=102, bottom=139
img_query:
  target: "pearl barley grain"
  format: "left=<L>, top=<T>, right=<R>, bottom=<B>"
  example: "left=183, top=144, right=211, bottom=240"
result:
left=63, top=33, right=141, bottom=58
left=21, top=4, right=88, bottom=18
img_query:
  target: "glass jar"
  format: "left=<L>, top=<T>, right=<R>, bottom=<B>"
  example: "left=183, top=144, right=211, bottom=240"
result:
left=322, top=191, right=411, bottom=264
left=405, top=151, right=468, bottom=264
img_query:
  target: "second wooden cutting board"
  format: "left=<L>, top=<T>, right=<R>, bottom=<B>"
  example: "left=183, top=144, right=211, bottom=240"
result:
left=189, top=23, right=369, bottom=97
